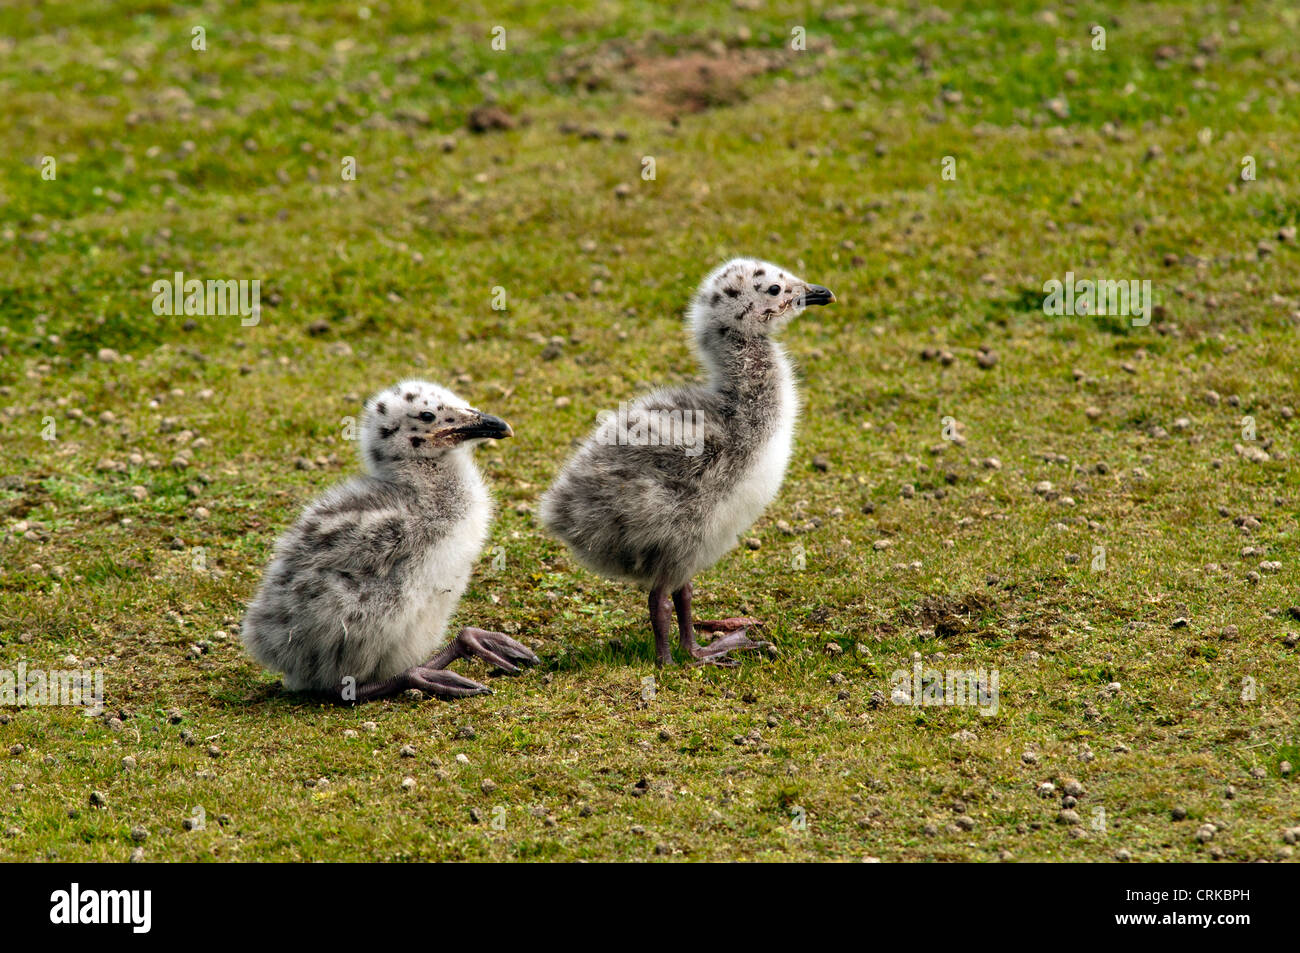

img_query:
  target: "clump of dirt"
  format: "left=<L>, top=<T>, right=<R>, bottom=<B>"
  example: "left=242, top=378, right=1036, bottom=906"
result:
left=908, top=593, right=999, bottom=639
left=467, top=103, right=519, bottom=133
left=1013, top=624, right=1053, bottom=640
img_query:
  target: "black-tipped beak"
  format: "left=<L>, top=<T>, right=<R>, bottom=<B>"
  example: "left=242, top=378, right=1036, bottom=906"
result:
left=799, top=285, right=836, bottom=307
left=455, top=413, right=513, bottom=440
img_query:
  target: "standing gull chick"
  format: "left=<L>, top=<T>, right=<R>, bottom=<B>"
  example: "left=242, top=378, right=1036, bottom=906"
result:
left=540, top=258, right=835, bottom=666
left=241, top=380, right=538, bottom=701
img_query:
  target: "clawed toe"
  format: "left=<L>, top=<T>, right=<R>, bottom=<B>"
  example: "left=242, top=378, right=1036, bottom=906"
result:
left=407, top=667, right=492, bottom=699
left=688, top=629, right=772, bottom=666
left=689, top=653, right=743, bottom=668
left=456, top=627, right=541, bottom=674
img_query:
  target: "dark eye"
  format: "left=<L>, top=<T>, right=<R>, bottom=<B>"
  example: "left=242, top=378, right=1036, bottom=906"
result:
left=766, top=285, right=781, bottom=295
left=418, top=411, right=436, bottom=423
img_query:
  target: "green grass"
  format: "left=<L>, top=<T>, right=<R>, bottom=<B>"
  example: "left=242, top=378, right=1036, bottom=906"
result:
left=1, top=0, right=1298, bottom=862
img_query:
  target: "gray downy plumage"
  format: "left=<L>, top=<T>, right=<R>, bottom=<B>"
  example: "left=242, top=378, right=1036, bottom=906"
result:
left=241, top=379, right=519, bottom=696
left=540, top=258, right=835, bottom=665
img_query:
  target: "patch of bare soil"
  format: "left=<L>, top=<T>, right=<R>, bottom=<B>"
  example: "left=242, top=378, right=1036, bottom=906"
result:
left=553, top=40, right=793, bottom=118
left=630, top=49, right=787, bottom=116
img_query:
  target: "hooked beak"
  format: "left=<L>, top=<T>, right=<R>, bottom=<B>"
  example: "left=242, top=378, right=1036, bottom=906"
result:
left=454, top=412, right=513, bottom=440
left=798, top=285, right=836, bottom=307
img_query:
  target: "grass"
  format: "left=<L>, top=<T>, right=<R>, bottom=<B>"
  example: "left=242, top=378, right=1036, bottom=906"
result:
left=1, top=0, right=1298, bottom=862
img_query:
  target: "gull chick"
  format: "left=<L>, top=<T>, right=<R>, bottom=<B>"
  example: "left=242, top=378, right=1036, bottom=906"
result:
left=540, top=258, right=835, bottom=665
left=241, top=380, right=538, bottom=701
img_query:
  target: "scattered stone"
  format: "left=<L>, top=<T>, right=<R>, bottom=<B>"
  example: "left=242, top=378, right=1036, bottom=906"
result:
left=1236, top=443, right=1270, bottom=464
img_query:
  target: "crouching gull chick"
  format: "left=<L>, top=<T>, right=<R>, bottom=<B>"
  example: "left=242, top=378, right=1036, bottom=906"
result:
left=241, top=380, right=538, bottom=702
left=540, top=258, right=835, bottom=666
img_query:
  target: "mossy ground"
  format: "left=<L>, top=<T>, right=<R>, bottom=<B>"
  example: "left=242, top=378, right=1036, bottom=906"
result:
left=1, top=1, right=1297, bottom=861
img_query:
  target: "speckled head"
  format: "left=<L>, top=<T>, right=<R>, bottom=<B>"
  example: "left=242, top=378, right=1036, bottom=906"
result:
left=360, top=379, right=512, bottom=475
left=688, top=258, right=834, bottom=346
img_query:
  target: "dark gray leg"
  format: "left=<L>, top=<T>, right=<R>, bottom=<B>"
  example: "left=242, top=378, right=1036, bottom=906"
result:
left=672, top=582, right=697, bottom=657
left=671, top=581, right=770, bottom=667
left=649, top=586, right=674, bottom=667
